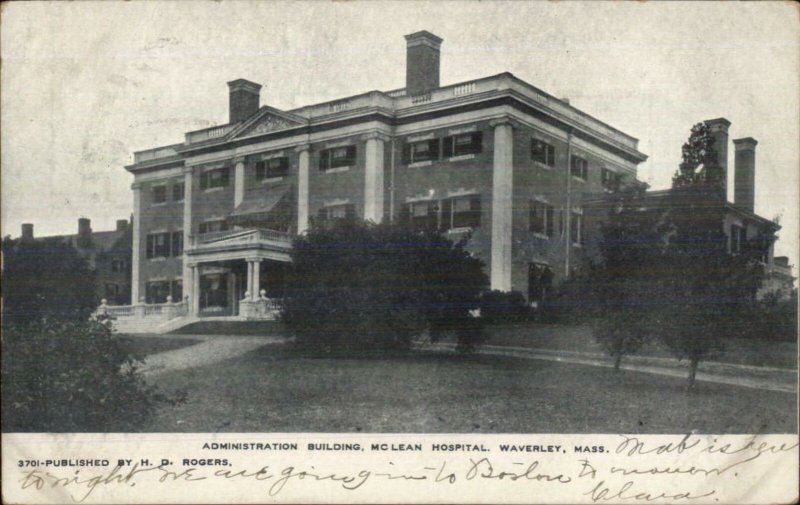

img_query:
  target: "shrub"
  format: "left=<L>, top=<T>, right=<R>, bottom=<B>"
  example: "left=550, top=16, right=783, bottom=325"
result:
left=1, top=319, right=177, bottom=432
left=281, top=220, right=488, bottom=353
left=479, top=290, right=529, bottom=324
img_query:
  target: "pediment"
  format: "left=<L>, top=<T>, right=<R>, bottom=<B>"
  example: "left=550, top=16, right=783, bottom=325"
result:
left=231, top=107, right=307, bottom=139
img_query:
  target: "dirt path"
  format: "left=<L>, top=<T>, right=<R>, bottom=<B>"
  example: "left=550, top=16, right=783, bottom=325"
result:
left=139, top=335, right=288, bottom=377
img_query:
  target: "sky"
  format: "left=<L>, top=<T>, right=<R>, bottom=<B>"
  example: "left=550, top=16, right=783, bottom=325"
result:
left=2, top=1, right=798, bottom=266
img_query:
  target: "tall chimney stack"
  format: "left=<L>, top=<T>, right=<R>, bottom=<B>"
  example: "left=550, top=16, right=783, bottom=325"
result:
left=78, top=217, right=92, bottom=237
left=21, top=223, right=34, bottom=242
left=405, top=31, right=443, bottom=96
left=116, top=219, right=128, bottom=232
left=733, top=137, right=758, bottom=213
left=227, top=79, right=262, bottom=123
left=704, top=118, right=731, bottom=198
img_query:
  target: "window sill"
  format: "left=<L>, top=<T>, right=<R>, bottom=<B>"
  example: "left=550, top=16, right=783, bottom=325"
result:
left=447, top=226, right=474, bottom=234
left=148, top=257, right=168, bottom=262
left=203, top=187, right=226, bottom=193
left=322, top=166, right=351, bottom=174
left=408, top=160, right=433, bottom=168
left=447, top=154, right=476, bottom=162
left=533, top=161, right=553, bottom=170
left=572, top=242, right=583, bottom=248
left=151, top=202, right=168, bottom=207
left=572, top=176, right=586, bottom=183
left=531, top=232, right=552, bottom=240
left=259, top=176, right=285, bottom=184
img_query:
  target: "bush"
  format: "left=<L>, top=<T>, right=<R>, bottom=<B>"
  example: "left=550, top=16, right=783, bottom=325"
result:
left=1, top=319, right=176, bottom=432
left=480, top=290, right=529, bottom=324
left=281, top=220, right=488, bottom=353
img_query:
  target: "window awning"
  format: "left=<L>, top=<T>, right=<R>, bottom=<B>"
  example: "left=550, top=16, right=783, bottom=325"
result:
left=229, top=184, right=292, bottom=224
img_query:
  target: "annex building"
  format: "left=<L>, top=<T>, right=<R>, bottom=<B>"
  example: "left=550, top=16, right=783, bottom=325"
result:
left=107, top=31, right=786, bottom=332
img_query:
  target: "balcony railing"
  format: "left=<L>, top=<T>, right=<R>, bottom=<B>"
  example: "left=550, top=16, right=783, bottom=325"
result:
left=189, top=228, right=293, bottom=251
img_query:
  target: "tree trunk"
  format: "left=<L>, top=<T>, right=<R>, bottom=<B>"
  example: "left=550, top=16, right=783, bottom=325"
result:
left=614, top=354, right=622, bottom=372
left=688, top=357, right=699, bottom=389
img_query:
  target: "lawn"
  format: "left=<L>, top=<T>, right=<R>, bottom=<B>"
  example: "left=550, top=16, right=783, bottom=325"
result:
left=116, top=335, right=202, bottom=357
left=141, top=345, right=797, bottom=433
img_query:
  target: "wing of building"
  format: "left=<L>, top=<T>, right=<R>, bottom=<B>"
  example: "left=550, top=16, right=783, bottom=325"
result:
left=129, top=30, right=800, bottom=332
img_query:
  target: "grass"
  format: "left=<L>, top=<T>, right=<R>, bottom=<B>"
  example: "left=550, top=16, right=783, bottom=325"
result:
left=116, top=335, right=202, bottom=357
left=140, top=345, right=797, bottom=433
left=485, top=322, right=798, bottom=369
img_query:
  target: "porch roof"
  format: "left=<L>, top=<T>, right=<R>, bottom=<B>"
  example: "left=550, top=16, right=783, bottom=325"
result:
left=230, top=184, right=292, bottom=223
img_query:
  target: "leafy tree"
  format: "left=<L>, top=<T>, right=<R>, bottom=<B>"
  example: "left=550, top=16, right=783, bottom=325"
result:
left=672, top=122, right=724, bottom=189
left=1, top=235, right=176, bottom=431
left=281, top=219, right=488, bottom=353
left=2, top=236, right=97, bottom=323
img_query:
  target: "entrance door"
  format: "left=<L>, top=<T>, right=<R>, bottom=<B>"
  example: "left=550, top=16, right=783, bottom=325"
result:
left=528, top=263, right=554, bottom=307
left=200, top=272, right=230, bottom=315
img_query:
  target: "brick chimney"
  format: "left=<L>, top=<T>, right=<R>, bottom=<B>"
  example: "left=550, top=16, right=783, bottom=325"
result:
left=703, top=118, right=731, bottom=197
left=733, top=137, right=757, bottom=213
left=78, top=217, right=92, bottom=236
left=21, top=223, right=34, bottom=242
left=227, top=79, right=262, bottom=123
left=116, top=219, right=128, bottom=231
left=405, top=31, right=443, bottom=96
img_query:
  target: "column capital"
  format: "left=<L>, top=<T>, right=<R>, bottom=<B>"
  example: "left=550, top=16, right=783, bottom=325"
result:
left=294, top=144, right=311, bottom=154
left=233, top=156, right=247, bottom=165
left=362, top=131, right=392, bottom=143
left=246, top=257, right=262, bottom=263
left=182, top=165, right=194, bottom=175
left=131, top=181, right=144, bottom=190
left=489, top=116, right=518, bottom=129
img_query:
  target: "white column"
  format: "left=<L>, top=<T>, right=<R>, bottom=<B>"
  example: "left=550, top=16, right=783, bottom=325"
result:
left=363, top=132, right=388, bottom=223
left=234, top=158, right=245, bottom=208
left=131, top=182, right=143, bottom=304
left=182, top=166, right=193, bottom=303
left=252, top=259, right=261, bottom=300
left=191, top=265, right=201, bottom=315
left=246, top=260, right=254, bottom=298
left=490, top=118, right=514, bottom=292
left=296, top=145, right=310, bottom=234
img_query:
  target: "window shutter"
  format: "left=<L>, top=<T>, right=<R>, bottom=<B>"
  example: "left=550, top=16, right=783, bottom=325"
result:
left=470, top=195, right=482, bottom=227
left=345, top=145, right=357, bottom=166
left=279, top=157, right=289, bottom=172
left=344, top=203, right=356, bottom=221
left=429, top=138, right=440, bottom=160
left=402, top=144, right=412, bottom=164
left=470, top=132, right=483, bottom=154
left=200, top=173, right=208, bottom=190
left=443, top=136, right=454, bottom=158
left=221, top=168, right=230, bottom=187
left=439, top=199, right=452, bottom=230
left=318, top=150, right=329, bottom=171
left=146, top=235, right=154, bottom=259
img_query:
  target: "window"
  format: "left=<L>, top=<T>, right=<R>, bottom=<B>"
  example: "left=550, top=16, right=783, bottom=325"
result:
left=446, top=195, right=481, bottom=229
left=145, top=281, right=170, bottom=304
left=730, top=224, right=745, bottom=254
left=111, top=259, right=126, bottom=272
left=152, top=185, right=167, bottom=204
left=199, top=167, right=230, bottom=190
left=198, top=220, right=228, bottom=234
left=601, top=168, right=621, bottom=191
left=443, top=132, right=483, bottom=158
left=145, top=232, right=171, bottom=259
left=171, top=231, right=183, bottom=256
left=532, top=139, right=556, bottom=168
left=319, top=146, right=356, bottom=171
left=403, top=139, right=440, bottom=164
left=528, top=263, right=554, bottom=305
left=104, top=283, right=120, bottom=298
left=570, top=156, right=588, bottom=180
left=317, top=203, right=356, bottom=224
left=256, top=157, right=290, bottom=180
left=173, top=182, right=185, bottom=202
left=530, top=201, right=556, bottom=238
left=171, top=279, right=183, bottom=302
left=570, top=210, right=583, bottom=245
left=407, top=200, right=439, bottom=230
